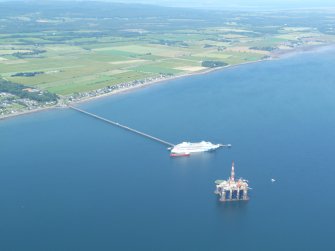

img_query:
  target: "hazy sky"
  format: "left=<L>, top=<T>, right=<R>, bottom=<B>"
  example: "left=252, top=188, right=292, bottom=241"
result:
left=94, top=0, right=335, bottom=9
left=1, top=0, right=334, bottom=10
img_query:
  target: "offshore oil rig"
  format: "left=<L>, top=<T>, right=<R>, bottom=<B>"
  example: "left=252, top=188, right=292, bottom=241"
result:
left=214, top=161, right=249, bottom=202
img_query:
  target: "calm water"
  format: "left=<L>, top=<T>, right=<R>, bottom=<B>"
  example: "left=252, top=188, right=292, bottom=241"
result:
left=1, top=48, right=335, bottom=251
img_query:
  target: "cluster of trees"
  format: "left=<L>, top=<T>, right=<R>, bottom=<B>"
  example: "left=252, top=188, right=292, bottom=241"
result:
left=217, top=46, right=226, bottom=51
left=201, top=61, right=227, bottom=68
left=12, top=49, right=46, bottom=59
left=11, top=71, right=44, bottom=77
left=250, top=46, right=276, bottom=51
left=0, top=79, right=58, bottom=102
left=159, top=72, right=174, bottom=76
left=155, top=39, right=188, bottom=47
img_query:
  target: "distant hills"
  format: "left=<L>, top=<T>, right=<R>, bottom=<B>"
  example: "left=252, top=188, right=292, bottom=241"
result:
left=0, top=0, right=335, bottom=10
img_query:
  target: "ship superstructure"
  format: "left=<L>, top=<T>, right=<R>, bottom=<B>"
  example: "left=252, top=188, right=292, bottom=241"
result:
left=170, top=141, right=229, bottom=154
left=215, top=161, right=249, bottom=201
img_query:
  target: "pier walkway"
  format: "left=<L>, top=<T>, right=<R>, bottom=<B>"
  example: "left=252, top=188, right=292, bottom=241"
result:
left=69, top=105, right=175, bottom=147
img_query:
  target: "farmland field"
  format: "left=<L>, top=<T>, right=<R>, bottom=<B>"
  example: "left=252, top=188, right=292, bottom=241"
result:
left=0, top=2, right=335, bottom=101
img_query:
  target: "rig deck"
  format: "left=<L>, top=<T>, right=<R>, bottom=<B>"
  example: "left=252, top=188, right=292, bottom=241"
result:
left=215, top=161, right=249, bottom=202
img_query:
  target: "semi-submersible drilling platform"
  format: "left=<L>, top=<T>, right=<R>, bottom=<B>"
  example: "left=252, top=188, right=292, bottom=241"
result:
left=215, top=161, right=249, bottom=202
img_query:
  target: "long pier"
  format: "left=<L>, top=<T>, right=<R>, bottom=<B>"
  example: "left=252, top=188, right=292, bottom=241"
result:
left=69, top=105, right=174, bottom=147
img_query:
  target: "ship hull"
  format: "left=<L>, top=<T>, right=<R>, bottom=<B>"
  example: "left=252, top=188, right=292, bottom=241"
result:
left=170, top=153, right=190, bottom=157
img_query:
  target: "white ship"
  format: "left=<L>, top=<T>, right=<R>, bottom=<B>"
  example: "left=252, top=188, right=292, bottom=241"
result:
left=170, top=141, right=230, bottom=154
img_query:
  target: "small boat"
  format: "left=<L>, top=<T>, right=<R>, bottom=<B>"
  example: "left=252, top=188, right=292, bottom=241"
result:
left=170, top=153, right=190, bottom=157
left=271, top=178, right=276, bottom=182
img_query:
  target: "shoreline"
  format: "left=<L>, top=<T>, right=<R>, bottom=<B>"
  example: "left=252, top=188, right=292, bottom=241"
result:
left=0, top=59, right=265, bottom=121
left=1, top=43, right=334, bottom=121
left=270, top=43, right=335, bottom=58
left=70, top=59, right=265, bottom=106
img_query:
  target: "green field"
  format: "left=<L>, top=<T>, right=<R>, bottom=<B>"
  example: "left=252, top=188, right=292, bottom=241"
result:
left=1, top=2, right=335, bottom=97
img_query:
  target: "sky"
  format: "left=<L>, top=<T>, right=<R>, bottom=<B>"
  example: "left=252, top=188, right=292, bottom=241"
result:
left=1, top=0, right=334, bottom=10
left=88, top=0, right=335, bottom=10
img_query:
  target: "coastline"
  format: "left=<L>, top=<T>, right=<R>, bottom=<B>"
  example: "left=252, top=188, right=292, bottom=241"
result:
left=70, top=60, right=264, bottom=106
left=0, top=60, right=264, bottom=121
left=0, top=105, right=65, bottom=121
left=1, top=43, right=334, bottom=121
left=270, top=43, right=335, bottom=58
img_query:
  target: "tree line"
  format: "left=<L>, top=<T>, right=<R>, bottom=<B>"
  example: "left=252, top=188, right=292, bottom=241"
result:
left=0, top=79, right=58, bottom=103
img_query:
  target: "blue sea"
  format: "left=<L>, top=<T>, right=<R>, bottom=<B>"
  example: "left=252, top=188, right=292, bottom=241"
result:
left=1, top=47, right=335, bottom=251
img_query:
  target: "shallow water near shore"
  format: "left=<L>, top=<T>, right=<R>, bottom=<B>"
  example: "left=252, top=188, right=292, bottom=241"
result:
left=1, top=48, right=335, bottom=250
